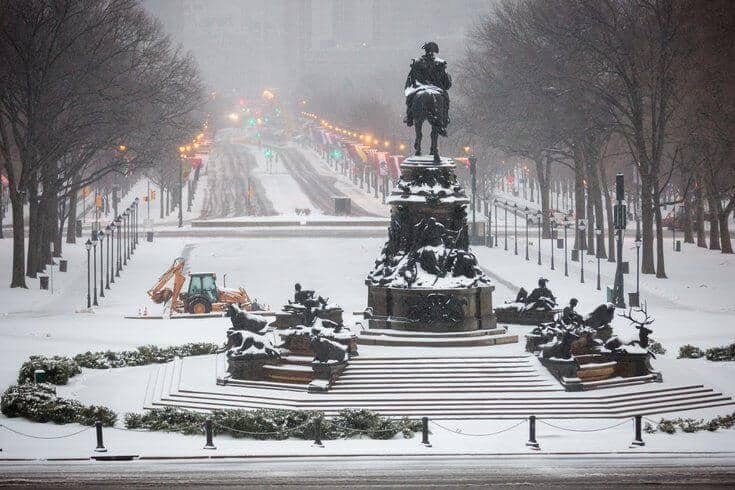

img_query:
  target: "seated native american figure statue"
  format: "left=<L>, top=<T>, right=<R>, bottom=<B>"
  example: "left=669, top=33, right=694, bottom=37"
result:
left=561, top=298, right=584, bottom=326
left=515, top=278, right=557, bottom=311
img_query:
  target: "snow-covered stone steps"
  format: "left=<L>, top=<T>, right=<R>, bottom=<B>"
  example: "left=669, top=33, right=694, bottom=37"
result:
left=357, top=328, right=518, bottom=347
left=144, top=357, right=734, bottom=419
left=360, top=328, right=508, bottom=338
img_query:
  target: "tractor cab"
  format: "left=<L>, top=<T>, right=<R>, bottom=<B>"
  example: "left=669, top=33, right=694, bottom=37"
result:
left=186, top=272, right=218, bottom=313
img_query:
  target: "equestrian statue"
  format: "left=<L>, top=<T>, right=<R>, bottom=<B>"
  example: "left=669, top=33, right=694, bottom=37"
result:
left=404, top=41, right=451, bottom=163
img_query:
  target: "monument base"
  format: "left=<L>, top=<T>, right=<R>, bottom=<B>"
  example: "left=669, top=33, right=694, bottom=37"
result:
left=366, top=284, right=496, bottom=332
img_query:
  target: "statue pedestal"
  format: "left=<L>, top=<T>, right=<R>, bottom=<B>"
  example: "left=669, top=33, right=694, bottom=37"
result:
left=367, top=284, right=496, bottom=332
left=308, top=360, right=348, bottom=392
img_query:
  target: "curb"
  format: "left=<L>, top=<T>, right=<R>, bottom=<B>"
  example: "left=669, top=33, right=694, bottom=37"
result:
left=3, top=451, right=735, bottom=463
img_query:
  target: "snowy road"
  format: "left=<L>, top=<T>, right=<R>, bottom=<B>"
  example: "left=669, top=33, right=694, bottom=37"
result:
left=199, top=142, right=275, bottom=218
left=2, top=454, right=735, bottom=487
left=279, top=147, right=376, bottom=216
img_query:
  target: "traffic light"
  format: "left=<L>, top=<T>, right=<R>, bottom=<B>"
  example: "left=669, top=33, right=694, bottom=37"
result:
left=264, top=148, right=272, bottom=158
left=331, top=148, right=342, bottom=159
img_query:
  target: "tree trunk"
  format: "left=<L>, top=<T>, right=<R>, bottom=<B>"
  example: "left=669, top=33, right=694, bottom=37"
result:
left=159, top=184, right=164, bottom=219
left=640, top=173, right=656, bottom=274
left=683, top=193, right=694, bottom=243
left=598, top=162, right=616, bottom=262
left=53, top=196, right=64, bottom=257
left=586, top=186, right=594, bottom=254
left=9, top=187, right=27, bottom=288
left=653, top=204, right=667, bottom=278
left=694, top=182, right=707, bottom=247
left=26, top=185, right=40, bottom=278
left=66, top=185, right=78, bottom=244
left=573, top=147, right=586, bottom=251
left=0, top=187, right=4, bottom=239
left=707, top=194, right=721, bottom=250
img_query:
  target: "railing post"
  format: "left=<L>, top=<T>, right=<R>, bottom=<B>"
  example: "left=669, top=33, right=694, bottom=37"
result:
left=632, top=415, right=645, bottom=447
left=421, top=416, right=431, bottom=447
left=526, top=416, right=539, bottom=450
left=94, top=421, right=107, bottom=453
left=312, top=416, right=323, bottom=448
left=203, top=419, right=216, bottom=450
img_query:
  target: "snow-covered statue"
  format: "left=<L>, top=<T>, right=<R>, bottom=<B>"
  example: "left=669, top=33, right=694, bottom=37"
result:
left=227, top=303, right=268, bottom=333
left=584, top=302, right=616, bottom=330
left=310, top=329, right=348, bottom=364
left=404, top=41, right=452, bottom=161
left=515, top=278, right=557, bottom=311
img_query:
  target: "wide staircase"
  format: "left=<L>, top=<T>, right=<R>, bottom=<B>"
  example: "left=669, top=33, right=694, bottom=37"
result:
left=144, top=354, right=734, bottom=419
left=357, top=327, right=517, bottom=348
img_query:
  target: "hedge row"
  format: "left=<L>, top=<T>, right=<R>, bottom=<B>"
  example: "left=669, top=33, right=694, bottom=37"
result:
left=1, top=383, right=117, bottom=426
left=678, top=343, right=735, bottom=361
left=17, top=343, right=221, bottom=386
left=644, top=412, right=735, bottom=434
left=125, top=407, right=422, bottom=440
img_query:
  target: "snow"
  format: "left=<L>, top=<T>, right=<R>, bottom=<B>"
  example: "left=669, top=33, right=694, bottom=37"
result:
left=1, top=200, right=735, bottom=459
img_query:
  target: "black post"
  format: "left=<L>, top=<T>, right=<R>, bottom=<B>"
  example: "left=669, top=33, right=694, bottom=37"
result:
left=550, top=220, right=555, bottom=270
left=486, top=213, right=491, bottom=247
left=672, top=204, right=676, bottom=251
left=116, top=217, right=121, bottom=276
left=94, top=421, right=107, bottom=452
left=513, top=204, right=518, bottom=255
left=421, top=416, right=431, bottom=447
left=203, top=419, right=216, bottom=450
left=525, top=209, right=530, bottom=261
left=537, top=213, right=542, bottom=266
left=110, top=224, right=115, bottom=284
left=178, top=162, right=184, bottom=228
left=86, top=242, right=91, bottom=309
left=526, top=416, right=539, bottom=449
left=613, top=174, right=627, bottom=308
left=99, top=233, right=105, bottom=298
left=597, top=253, right=601, bottom=291
left=312, top=417, right=324, bottom=447
left=92, top=240, right=98, bottom=306
left=105, top=227, right=110, bottom=289
left=632, top=415, right=645, bottom=447
left=504, top=202, right=508, bottom=251
left=564, top=218, right=569, bottom=277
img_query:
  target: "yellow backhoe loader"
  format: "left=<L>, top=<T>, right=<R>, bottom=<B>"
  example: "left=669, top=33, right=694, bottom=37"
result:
left=147, top=257, right=253, bottom=316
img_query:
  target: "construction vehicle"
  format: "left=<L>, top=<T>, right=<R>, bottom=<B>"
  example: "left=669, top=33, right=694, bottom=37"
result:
left=147, top=257, right=253, bottom=316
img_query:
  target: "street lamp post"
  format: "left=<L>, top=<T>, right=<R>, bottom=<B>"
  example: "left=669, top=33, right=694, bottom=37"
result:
left=178, top=158, right=184, bottom=228
left=578, top=219, right=587, bottom=283
left=563, top=215, right=570, bottom=277
left=612, top=173, right=627, bottom=308
left=109, top=223, right=115, bottom=284
left=92, top=238, right=98, bottom=306
left=469, top=154, right=477, bottom=244
left=537, top=211, right=542, bottom=266
left=595, top=227, right=602, bottom=290
left=524, top=207, right=530, bottom=261
left=513, top=203, right=518, bottom=255
left=123, top=211, right=128, bottom=266
left=98, top=230, right=105, bottom=298
left=550, top=217, right=556, bottom=271
left=105, top=225, right=111, bottom=289
left=493, top=199, right=498, bottom=247
left=635, top=235, right=642, bottom=305
left=115, top=216, right=122, bottom=276
left=85, top=239, right=92, bottom=309
left=504, top=201, right=508, bottom=251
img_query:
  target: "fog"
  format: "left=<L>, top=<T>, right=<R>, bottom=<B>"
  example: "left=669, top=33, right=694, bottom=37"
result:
left=143, top=0, right=487, bottom=110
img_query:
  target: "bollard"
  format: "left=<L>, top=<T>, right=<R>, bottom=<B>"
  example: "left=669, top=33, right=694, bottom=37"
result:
left=39, top=275, right=49, bottom=290
left=59, top=260, right=68, bottom=272
left=94, top=421, right=107, bottom=453
left=526, top=416, right=539, bottom=450
left=421, top=416, right=431, bottom=447
left=632, top=415, right=645, bottom=447
left=203, top=419, right=216, bottom=450
left=312, top=417, right=323, bottom=448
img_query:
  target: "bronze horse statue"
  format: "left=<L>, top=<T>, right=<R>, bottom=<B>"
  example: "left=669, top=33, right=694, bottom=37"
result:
left=408, top=86, right=446, bottom=163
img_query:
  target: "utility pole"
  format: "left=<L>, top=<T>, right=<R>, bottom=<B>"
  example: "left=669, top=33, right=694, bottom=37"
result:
left=613, top=173, right=627, bottom=308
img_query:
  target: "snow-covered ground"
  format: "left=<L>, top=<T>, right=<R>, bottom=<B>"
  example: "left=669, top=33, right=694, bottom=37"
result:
left=1, top=205, right=734, bottom=459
